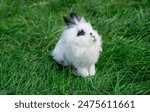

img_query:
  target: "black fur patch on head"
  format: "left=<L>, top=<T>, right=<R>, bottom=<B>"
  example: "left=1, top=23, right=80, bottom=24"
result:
left=77, top=29, right=85, bottom=36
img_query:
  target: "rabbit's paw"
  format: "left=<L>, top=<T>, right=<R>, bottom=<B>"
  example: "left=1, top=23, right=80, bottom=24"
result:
left=89, top=65, right=96, bottom=76
left=73, top=68, right=89, bottom=77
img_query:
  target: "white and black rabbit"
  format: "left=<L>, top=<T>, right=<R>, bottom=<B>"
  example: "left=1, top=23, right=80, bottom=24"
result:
left=51, top=12, right=102, bottom=77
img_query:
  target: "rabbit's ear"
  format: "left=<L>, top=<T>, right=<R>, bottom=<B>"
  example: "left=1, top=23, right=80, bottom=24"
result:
left=70, top=12, right=81, bottom=22
left=80, top=17, right=87, bottom=23
left=63, top=16, right=76, bottom=27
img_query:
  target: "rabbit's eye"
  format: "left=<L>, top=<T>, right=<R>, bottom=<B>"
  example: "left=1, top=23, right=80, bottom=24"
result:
left=77, top=29, right=85, bottom=36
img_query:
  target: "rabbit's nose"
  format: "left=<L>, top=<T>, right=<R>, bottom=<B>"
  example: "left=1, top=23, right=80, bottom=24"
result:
left=92, top=36, right=96, bottom=41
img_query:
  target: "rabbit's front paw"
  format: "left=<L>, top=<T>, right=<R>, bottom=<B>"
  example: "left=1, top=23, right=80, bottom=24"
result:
left=89, top=65, right=96, bottom=76
left=74, top=68, right=89, bottom=77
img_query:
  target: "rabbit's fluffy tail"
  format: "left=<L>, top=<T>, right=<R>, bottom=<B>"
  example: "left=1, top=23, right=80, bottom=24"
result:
left=51, top=48, right=64, bottom=64
left=51, top=39, right=64, bottom=63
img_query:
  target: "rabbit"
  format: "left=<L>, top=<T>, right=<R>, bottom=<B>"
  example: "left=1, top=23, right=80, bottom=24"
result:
left=51, top=12, right=102, bottom=77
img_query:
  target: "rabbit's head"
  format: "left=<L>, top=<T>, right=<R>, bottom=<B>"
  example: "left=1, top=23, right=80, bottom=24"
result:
left=62, top=12, right=101, bottom=47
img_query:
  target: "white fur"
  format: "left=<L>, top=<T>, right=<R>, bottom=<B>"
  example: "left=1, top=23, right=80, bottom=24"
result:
left=51, top=17, right=102, bottom=77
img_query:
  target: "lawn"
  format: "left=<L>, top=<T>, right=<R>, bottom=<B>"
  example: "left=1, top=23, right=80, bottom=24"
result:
left=0, top=0, right=150, bottom=95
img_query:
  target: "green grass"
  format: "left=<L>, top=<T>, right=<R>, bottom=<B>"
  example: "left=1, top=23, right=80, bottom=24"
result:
left=0, top=0, right=150, bottom=95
